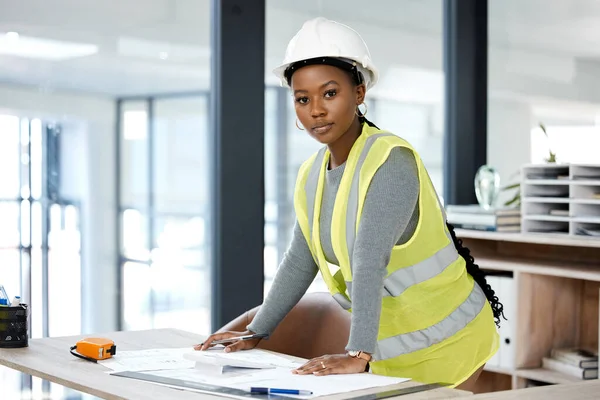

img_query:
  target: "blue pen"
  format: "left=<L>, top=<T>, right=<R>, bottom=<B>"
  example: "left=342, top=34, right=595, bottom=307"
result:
left=251, top=387, right=313, bottom=396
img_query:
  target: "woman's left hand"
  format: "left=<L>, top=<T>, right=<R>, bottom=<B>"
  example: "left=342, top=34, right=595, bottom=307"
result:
left=293, top=354, right=368, bottom=376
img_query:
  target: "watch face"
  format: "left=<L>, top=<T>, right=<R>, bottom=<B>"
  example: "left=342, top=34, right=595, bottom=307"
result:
left=348, top=351, right=359, bottom=357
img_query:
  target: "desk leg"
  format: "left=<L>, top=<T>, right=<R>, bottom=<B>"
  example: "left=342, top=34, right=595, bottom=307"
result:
left=512, top=374, right=527, bottom=389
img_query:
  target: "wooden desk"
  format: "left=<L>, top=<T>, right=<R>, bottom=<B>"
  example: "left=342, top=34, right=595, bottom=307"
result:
left=0, top=328, right=469, bottom=400
left=469, top=380, right=600, bottom=399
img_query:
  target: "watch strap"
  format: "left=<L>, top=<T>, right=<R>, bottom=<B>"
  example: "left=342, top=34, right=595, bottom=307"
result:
left=348, top=350, right=372, bottom=362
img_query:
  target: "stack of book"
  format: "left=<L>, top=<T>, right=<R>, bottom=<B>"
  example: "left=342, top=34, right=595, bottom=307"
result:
left=445, top=205, right=521, bottom=232
left=542, top=347, right=598, bottom=380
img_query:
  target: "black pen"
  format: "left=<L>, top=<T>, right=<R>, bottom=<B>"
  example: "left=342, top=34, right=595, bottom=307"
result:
left=203, top=333, right=268, bottom=346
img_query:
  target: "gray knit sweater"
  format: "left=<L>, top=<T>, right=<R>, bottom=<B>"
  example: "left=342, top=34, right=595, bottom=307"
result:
left=248, top=147, right=420, bottom=354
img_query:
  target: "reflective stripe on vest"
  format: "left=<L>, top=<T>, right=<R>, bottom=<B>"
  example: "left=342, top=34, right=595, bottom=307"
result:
left=346, top=238, right=460, bottom=298
left=305, top=147, right=327, bottom=248
left=373, top=281, right=487, bottom=361
left=346, top=133, right=395, bottom=259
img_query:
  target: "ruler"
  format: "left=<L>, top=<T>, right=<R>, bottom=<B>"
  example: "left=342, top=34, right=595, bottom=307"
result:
left=113, top=370, right=443, bottom=399
left=112, top=370, right=295, bottom=399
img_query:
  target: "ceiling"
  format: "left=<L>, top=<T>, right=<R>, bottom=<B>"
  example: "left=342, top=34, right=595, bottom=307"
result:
left=1, top=0, right=600, bottom=109
left=0, top=0, right=211, bottom=96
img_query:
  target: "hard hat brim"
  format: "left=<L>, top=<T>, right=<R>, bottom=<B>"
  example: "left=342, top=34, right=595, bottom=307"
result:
left=273, top=56, right=378, bottom=89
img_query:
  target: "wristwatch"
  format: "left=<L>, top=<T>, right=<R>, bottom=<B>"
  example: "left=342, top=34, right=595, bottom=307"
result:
left=347, top=350, right=372, bottom=362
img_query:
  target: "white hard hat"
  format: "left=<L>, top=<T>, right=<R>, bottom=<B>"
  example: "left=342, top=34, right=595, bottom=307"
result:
left=273, top=17, right=379, bottom=90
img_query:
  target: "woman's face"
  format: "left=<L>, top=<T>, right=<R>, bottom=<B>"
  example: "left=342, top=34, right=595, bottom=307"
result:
left=291, top=64, right=365, bottom=145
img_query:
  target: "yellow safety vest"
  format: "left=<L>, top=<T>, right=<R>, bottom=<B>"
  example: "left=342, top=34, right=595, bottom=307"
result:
left=293, top=123, right=499, bottom=386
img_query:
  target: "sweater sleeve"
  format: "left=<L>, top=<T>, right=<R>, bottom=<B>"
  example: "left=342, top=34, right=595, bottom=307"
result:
left=247, top=219, right=319, bottom=335
left=345, top=146, right=420, bottom=355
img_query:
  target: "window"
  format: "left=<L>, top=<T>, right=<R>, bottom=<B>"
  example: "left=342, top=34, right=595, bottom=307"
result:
left=118, top=96, right=212, bottom=335
left=531, top=125, right=600, bottom=164
left=0, top=1, right=211, bottom=397
left=0, top=115, right=81, bottom=337
left=0, top=115, right=82, bottom=398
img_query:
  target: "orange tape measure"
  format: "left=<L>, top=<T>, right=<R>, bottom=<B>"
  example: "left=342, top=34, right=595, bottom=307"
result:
left=70, top=338, right=116, bottom=363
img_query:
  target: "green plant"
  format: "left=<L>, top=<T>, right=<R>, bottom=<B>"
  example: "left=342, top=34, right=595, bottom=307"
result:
left=539, top=123, right=557, bottom=163
left=502, top=181, right=521, bottom=207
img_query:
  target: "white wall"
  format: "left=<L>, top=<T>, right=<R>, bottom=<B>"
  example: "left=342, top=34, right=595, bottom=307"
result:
left=487, top=98, right=534, bottom=207
left=0, top=84, right=118, bottom=334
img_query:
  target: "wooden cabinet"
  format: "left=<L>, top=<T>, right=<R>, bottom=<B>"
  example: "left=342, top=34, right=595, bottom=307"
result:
left=454, top=229, right=600, bottom=394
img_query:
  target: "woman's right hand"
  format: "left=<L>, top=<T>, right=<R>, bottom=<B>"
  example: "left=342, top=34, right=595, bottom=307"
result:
left=194, top=330, right=262, bottom=353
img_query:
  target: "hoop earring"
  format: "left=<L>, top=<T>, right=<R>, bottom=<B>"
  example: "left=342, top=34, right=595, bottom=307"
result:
left=295, top=119, right=305, bottom=130
left=356, top=102, right=368, bottom=117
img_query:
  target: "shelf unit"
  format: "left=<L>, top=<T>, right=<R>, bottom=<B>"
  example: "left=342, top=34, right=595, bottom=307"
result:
left=515, top=368, right=584, bottom=385
left=521, top=163, right=600, bottom=237
left=454, top=229, right=600, bottom=394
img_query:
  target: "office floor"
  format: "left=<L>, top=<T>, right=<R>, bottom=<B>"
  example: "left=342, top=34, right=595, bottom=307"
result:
left=1, top=365, right=99, bottom=400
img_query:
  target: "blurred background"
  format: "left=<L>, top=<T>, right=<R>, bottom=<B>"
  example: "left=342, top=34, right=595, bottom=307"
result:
left=1, top=0, right=600, bottom=398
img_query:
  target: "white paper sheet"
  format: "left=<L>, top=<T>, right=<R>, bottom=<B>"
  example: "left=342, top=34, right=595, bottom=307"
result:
left=99, top=347, right=195, bottom=372
left=99, top=347, right=300, bottom=373
left=227, top=369, right=410, bottom=398
left=143, top=367, right=410, bottom=399
left=183, top=348, right=305, bottom=369
left=105, top=348, right=410, bottom=399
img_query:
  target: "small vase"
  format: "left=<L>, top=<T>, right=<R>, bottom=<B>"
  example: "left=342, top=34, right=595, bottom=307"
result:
left=474, top=165, right=500, bottom=210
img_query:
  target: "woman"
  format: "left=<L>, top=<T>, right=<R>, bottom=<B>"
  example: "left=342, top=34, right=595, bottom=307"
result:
left=197, top=17, right=503, bottom=389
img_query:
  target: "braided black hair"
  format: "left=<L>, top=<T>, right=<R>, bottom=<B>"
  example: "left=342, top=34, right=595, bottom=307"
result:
left=358, top=115, right=378, bottom=129
left=446, top=222, right=506, bottom=328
